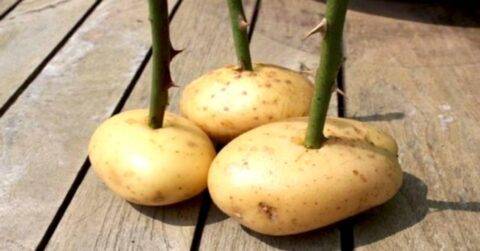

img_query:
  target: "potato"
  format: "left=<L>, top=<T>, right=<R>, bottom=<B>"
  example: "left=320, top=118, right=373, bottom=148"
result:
left=208, top=117, right=402, bottom=235
left=89, top=109, right=216, bottom=206
left=180, top=63, right=313, bottom=143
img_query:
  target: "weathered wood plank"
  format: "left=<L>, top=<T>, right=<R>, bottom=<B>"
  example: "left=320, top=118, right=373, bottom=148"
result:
left=344, top=1, right=480, bottom=249
left=0, top=0, right=18, bottom=16
left=199, top=1, right=340, bottom=250
left=47, top=0, right=256, bottom=250
left=0, top=0, right=97, bottom=109
left=0, top=0, right=179, bottom=249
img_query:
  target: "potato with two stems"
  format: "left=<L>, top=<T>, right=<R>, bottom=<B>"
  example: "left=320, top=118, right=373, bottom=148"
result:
left=180, top=0, right=314, bottom=143
left=208, top=0, right=403, bottom=235
left=88, top=0, right=215, bottom=206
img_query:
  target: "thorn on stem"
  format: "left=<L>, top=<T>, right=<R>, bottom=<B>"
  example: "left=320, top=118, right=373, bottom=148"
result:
left=171, top=48, right=183, bottom=59
left=335, top=88, right=348, bottom=99
left=238, top=14, right=249, bottom=31
left=303, top=18, right=327, bottom=40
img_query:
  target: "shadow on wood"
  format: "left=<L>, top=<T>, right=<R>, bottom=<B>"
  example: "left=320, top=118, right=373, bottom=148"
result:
left=314, top=0, right=479, bottom=27
left=352, top=172, right=480, bottom=247
left=129, top=195, right=202, bottom=226
left=242, top=222, right=340, bottom=251
left=350, top=112, right=405, bottom=122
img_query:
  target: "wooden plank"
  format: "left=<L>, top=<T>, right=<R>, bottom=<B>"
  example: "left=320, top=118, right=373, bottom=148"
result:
left=0, top=0, right=179, bottom=249
left=0, top=0, right=18, bottom=16
left=344, top=0, right=480, bottom=249
left=199, top=1, right=340, bottom=250
left=47, top=0, right=257, bottom=250
left=0, top=0, right=97, bottom=109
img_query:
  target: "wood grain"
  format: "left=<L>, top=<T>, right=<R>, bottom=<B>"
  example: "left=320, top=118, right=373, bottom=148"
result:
left=0, top=0, right=177, bottom=249
left=0, top=0, right=18, bottom=16
left=47, top=0, right=256, bottom=250
left=199, top=1, right=340, bottom=250
left=0, top=0, right=97, bottom=108
left=343, top=0, right=480, bottom=249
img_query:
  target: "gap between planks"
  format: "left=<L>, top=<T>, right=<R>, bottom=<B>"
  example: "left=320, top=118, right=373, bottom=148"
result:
left=0, top=0, right=102, bottom=118
left=0, top=0, right=22, bottom=21
left=189, top=0, right=262, bottom=249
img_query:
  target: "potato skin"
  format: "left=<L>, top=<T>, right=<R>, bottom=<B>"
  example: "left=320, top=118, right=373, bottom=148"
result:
left=208, top=117, right=402, bottom=235
left=89, top=109, right=216, bottom=206
left=180, top=63, right=313, bottom=143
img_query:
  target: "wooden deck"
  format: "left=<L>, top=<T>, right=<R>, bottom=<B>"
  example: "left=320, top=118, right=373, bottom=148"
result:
left=0, top=0, right=479, bottom=250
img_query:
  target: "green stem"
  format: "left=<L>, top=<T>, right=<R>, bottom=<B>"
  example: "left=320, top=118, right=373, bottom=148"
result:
left=226, top=0, right=253, bottom=71
left=148, top=0, right=173, bottom=129
left=305, top=0, right=349, bottom=149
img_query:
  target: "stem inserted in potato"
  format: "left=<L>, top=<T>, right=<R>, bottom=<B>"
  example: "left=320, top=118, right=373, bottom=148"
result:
left=148, top=0, right=176, bottom=129
left=305, top=0, right=349, bottom=148
left=226, top=0, right=253, bottom=71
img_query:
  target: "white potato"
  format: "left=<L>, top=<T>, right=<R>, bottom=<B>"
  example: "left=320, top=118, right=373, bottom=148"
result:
left=208, top=117, right=402, bottom=235
left=180, top=63, right=313, bottom=143
left=89, top=109, right=216, bottom=206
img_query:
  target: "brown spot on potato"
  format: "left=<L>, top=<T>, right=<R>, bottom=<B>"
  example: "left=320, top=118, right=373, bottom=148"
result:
left=153, top=191, right=165, bottom=202
left=254, top=116, right=259, bottom=120
left=265, top=83, right=272, bottom=88
left=353, top=170, right=368, bottom=183
left=223, top=107, right=229, bottom=111
left=258, top=202, right=277, bottom=220
left=109, top=170, right=122, bottom=186
left=187, top=141, right=198, bottom=148
left=242, top=91, right=247, bottom=95
left=367, top=153, right=375, bottom=159
left=285, top=79, right=292, bottom=84
left=221, top=87, right=226, bottom=92
left=210, top=94, right=215, bottom=98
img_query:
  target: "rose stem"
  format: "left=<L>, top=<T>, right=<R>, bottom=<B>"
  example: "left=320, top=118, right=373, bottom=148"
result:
left=226, top=0, right=253, bottom=71
left=148, top=0, right=175, bottom=129
left=305, top=0, right=350, bottom=148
